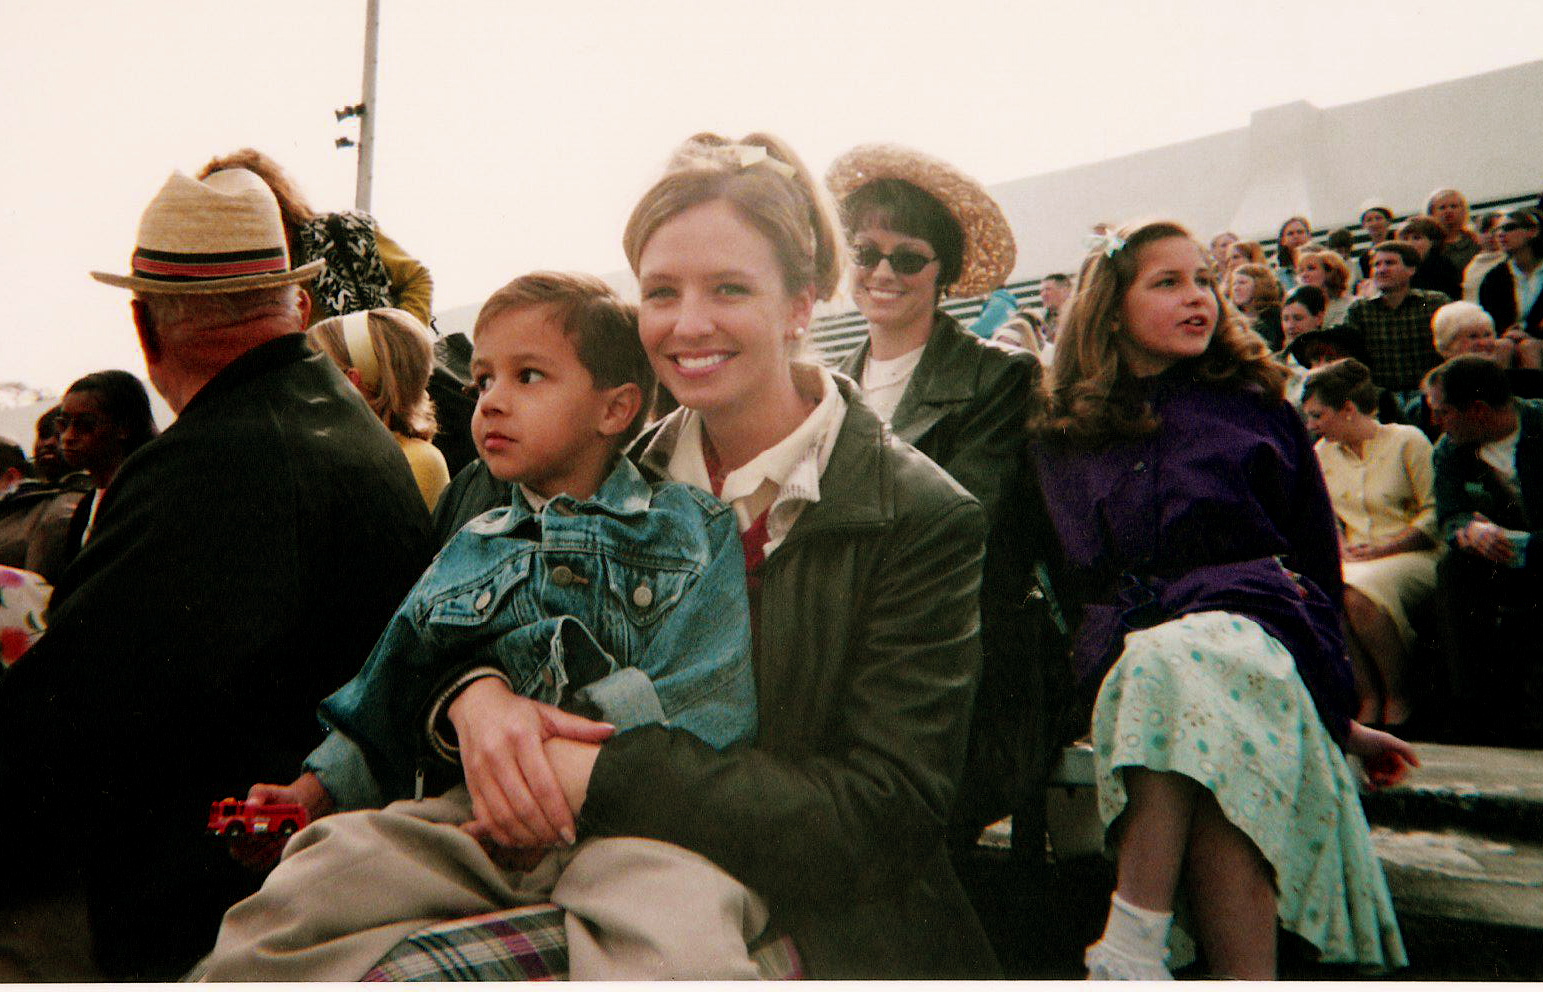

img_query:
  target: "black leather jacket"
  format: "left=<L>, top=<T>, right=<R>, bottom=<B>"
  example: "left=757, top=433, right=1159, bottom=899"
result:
left=582, top=377, right=998, bottom=978
left=839, top=310, right=1037, bottom=528
left=842, top=312, right=1071, bottom=849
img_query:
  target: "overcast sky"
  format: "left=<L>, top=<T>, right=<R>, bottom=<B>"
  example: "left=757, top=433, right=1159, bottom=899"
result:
left=4, top=0, right=1542, bottom=394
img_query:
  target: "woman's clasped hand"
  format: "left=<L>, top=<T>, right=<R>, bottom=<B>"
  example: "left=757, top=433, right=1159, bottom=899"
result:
left=447, top=676, right=614, bottom=849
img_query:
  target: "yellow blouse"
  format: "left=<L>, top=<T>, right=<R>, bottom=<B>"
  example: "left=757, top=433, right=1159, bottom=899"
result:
left=1314, top=422, right=1436, bottom=546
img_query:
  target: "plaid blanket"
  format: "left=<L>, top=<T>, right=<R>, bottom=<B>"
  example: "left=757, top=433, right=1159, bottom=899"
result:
left=364, top=902, right=802, bottom=981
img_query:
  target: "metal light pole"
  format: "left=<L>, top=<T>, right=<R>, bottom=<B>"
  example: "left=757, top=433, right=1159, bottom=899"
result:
left=354, top=0, right=380, bottom=212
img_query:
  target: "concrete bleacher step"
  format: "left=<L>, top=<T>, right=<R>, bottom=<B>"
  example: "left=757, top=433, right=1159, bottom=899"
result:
left=1358, top=742, right=1543, bottom=977
left=965, top=742, right=1543, bottom=978
left=1371, top=824, right=1543, bottom=932
left=1360, top=742, right=1543, bottom=840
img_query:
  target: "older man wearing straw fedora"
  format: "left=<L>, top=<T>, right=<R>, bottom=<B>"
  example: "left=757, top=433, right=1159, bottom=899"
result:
left=0, top=169, right=431, bottom=979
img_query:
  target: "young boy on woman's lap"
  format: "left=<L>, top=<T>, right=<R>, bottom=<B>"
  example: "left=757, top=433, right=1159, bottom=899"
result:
left=195, top=272, right=765, bottom=980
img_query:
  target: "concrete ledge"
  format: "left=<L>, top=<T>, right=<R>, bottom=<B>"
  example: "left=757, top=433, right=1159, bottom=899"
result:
left=1361, top=743, right=1543, bottom=841
left=1372, top=826, right=1543, bottom=933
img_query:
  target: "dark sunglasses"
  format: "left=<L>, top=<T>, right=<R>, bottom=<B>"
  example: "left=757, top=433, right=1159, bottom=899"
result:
left=1500, top=221, right=1536, bottom=232
left=851, top=243, right=937, bottom=275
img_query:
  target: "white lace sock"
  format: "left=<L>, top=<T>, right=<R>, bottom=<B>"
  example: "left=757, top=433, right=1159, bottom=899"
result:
left=1085, top=891, right=1173, bottom=981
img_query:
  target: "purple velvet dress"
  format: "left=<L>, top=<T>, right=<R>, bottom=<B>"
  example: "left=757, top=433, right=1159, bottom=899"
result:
left=1033, top=368, right=1355, bottom=743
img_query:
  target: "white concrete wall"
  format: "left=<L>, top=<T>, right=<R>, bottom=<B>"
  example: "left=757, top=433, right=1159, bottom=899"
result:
left=989, top=59, right=1543, bottom=283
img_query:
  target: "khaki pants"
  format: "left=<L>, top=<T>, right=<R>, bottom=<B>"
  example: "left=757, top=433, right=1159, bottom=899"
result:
left=191, top=786, right=768, bottom=981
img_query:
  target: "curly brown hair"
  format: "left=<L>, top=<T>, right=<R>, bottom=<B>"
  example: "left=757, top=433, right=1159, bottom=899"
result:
left=1230, top=263, right=1282, bottom=311
left=1296, top=247, right=1351, bottom=299
left=1034, top=219, right=1287, bottom=447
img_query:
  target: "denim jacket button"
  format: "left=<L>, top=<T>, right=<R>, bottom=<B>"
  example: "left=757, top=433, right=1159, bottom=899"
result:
left=551, top=565, right=577, bottom=587
left=473, top=590, right=492, bottom=611
left=632, top=584, right=654, bottom=608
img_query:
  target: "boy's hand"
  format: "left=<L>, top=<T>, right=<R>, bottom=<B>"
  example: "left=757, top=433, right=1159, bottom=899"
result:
left=248, top=773, right=335, bottom=821
left=448, top=677, right=614, bottom=849
left=222, top=775, right=335, bottom=872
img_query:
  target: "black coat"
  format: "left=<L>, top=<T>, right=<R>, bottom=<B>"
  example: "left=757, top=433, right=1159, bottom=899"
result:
left=0, top=334, right=432, bottom=977
left=841, top=315, right=1071, bottom=858
left=1412, top=251, right=1464, bottom=302
left=838, top=311, right=1038, bottom=528
left=1479, top=259, right=1543, bottom=337
left=0, top=477, right=88, bottom=582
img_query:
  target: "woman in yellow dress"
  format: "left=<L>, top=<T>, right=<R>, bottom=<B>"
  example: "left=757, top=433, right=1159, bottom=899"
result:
left=1301, top=358, right=1439, bottom=727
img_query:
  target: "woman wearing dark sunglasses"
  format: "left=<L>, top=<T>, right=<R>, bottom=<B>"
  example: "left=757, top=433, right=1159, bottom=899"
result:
left=826, top=144, right=1036, bottom=524
left=826, top=145, right=1069, bottom=870
left=1478, top=208, right=1543, bottom=338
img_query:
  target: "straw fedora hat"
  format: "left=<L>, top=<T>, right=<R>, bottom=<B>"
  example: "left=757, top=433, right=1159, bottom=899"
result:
left=92, top=169, right=324, bottom=294
left=826, top=143, right=1016, bottom=299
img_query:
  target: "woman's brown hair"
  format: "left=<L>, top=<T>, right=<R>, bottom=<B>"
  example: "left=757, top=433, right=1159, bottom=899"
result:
left=1296, top=247, right=1351, bottom=299
left=198, top=148, right=318, bottom=231
left=1231, top=263, right=1282, bottom=310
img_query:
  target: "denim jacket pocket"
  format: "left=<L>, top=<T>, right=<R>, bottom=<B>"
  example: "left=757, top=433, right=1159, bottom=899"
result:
left=419, top=553, right=534, bottom=629
left=601, top=555, right=695, bottom=629
left=496, top=617, right=580, bottom=707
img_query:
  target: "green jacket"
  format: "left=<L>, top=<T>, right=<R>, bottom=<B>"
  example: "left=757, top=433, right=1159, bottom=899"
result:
left=582, top=378, right=998, bottom=978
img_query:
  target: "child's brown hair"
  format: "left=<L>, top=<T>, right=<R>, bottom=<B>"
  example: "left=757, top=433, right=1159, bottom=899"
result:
left=474, top=272, right=656, bottom=444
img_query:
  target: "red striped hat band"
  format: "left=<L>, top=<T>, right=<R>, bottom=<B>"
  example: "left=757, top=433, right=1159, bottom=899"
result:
left=131, top=246, right=289, bottom=284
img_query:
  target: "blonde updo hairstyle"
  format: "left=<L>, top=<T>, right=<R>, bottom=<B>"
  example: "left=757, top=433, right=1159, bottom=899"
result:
left=308, top=307, right=438, bottom=440
left=623, top=132, right=845, bottom=303
left=1037, top=219, right=1286, bottom=446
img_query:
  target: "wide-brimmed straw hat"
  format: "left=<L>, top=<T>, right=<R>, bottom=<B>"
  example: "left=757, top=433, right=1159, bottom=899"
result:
left=825, top=143, right=1016, bottom=299
left=92, top=169, right=324, bottom=293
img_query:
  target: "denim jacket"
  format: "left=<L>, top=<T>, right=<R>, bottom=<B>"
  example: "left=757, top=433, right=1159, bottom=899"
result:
left=304, top=456, right=756, bottom=810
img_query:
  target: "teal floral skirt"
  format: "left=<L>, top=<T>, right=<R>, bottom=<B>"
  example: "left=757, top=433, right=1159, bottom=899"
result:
left=1092, top=610, right=1406, bottom=970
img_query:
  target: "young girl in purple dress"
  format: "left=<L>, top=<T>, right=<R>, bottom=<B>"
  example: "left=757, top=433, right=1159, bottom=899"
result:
left=1031, top=219, right=1418, bottom=979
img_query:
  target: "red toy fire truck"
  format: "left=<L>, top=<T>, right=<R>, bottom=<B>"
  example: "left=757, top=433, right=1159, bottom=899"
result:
left=206, top=798, right=308, bottom=838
